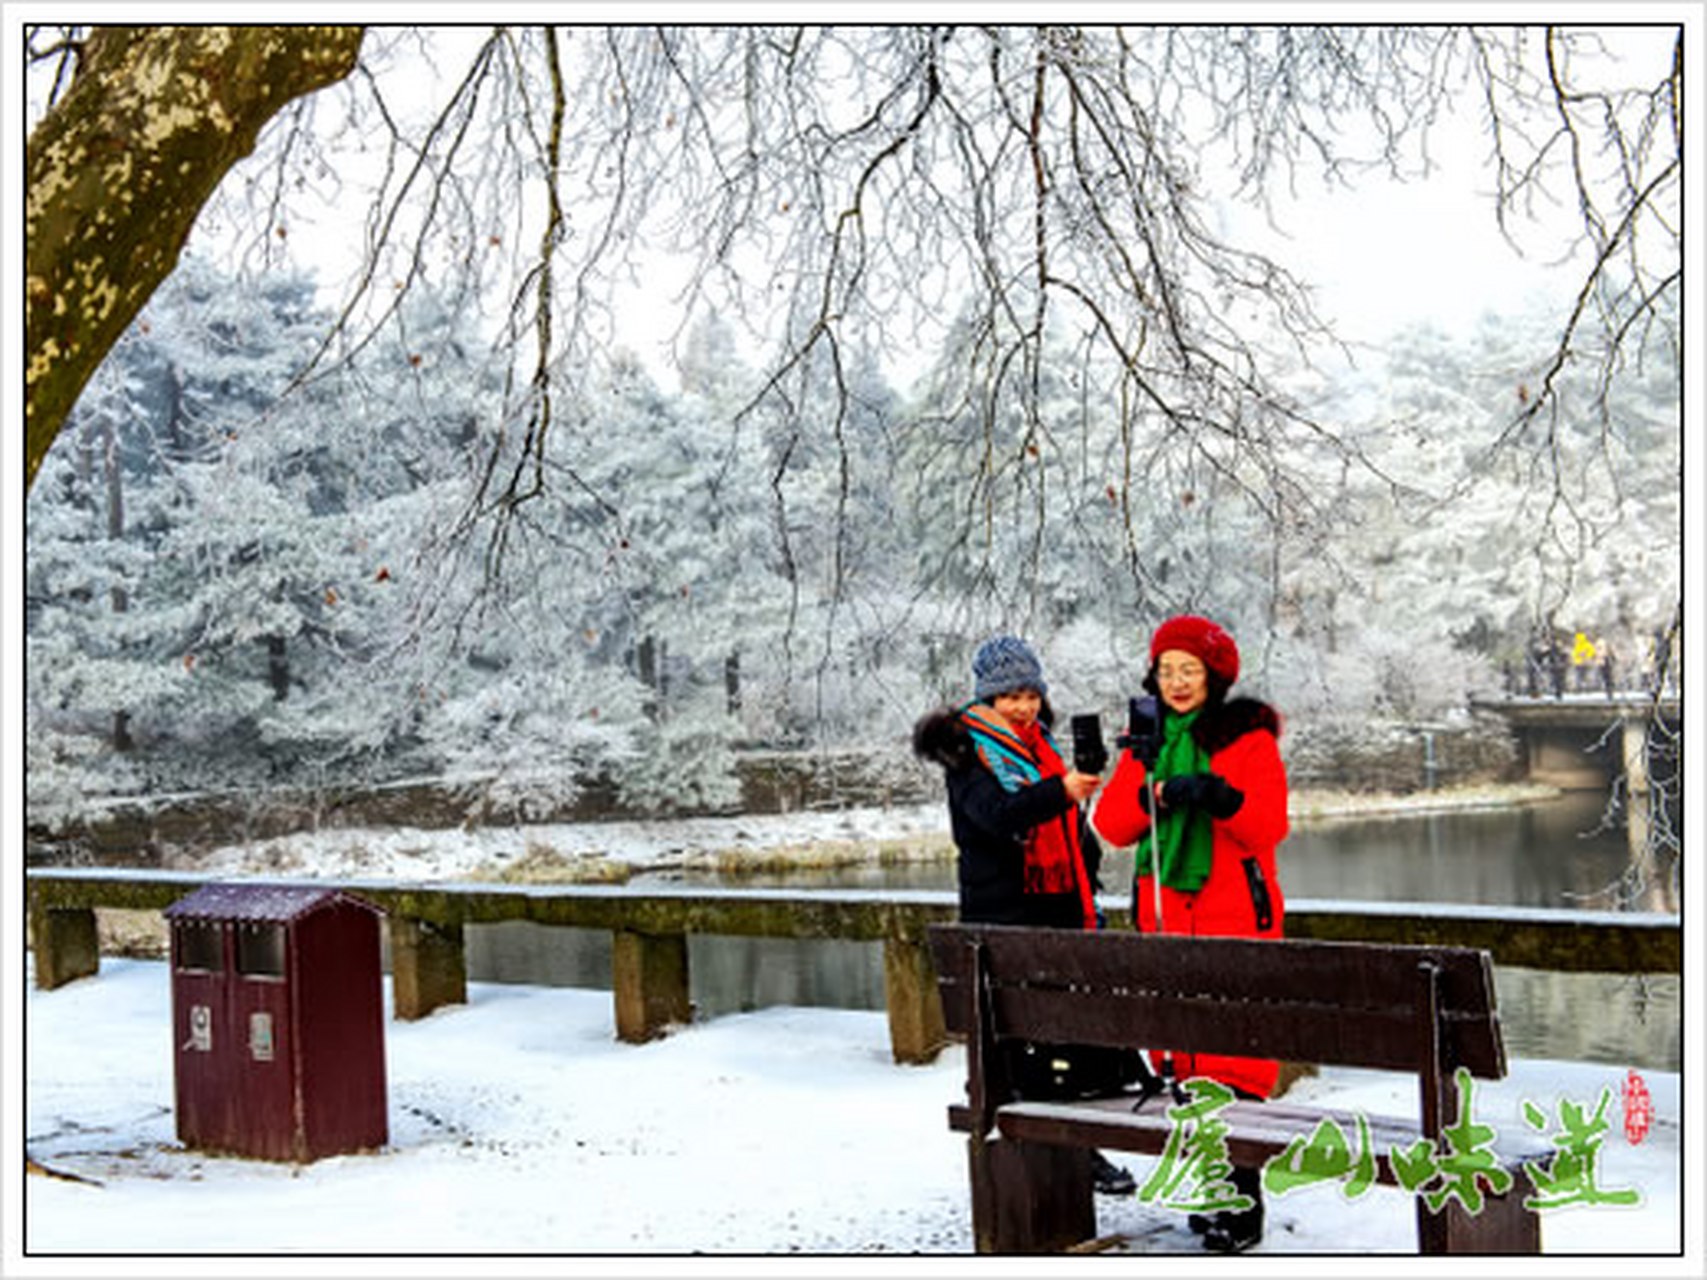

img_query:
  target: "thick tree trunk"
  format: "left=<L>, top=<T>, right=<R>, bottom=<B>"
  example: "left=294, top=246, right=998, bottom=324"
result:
left=25, top=25, right=365, bottom=490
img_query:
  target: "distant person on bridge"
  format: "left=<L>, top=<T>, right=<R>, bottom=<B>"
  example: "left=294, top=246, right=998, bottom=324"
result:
left=1546, top=634, right=1567, bottom=698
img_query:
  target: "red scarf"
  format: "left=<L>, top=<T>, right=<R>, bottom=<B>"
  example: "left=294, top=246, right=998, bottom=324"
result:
left=1010, top=719, right=1098, bottom=930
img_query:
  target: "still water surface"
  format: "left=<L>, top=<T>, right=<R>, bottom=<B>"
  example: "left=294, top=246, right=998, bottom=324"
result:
left=465, top=792, right=1680, bottom=1071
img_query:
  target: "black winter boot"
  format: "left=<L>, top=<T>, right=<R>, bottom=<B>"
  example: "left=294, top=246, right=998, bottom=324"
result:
left=1090, top=1150, right=1136, bottom=1196
left=1200, top=1165, right=1264, bottom=1253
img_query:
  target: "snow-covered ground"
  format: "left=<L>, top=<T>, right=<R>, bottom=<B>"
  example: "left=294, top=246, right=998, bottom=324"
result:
left=16, top=953, right=1688, bottom=1272
left=14, top=794, right=1694, bottom=1272
left=170, top=801, right=958, bottom=883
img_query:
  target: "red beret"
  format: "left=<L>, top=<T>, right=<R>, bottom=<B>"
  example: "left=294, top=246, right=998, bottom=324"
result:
left=1149, top=614, right=1240, bottom=684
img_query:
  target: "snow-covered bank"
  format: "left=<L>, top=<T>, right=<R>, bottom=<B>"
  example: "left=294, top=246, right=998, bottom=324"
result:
left=153, top=785, right=1569, bottom=887
left=17, top=956, right=1687, bottom=1269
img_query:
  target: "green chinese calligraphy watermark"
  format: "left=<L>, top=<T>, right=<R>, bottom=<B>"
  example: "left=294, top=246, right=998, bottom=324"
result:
left=1520, top=1088, right=1640, bottom=1210
left=1137, top=1079, right=1253, bottom=1215
left=1135, top=1069, right=1643, bottom=1219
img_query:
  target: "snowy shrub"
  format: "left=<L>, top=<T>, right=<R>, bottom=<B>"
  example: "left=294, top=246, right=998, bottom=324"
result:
left=614, top=684, right=743, bottom=817
left=25, top=729, right=146, bottom=834
left=1268, top=626, right=1501, bottom=725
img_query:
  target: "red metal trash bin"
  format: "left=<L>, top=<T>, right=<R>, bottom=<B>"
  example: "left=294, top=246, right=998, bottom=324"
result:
left=164, top=883, right=387, bottom=1161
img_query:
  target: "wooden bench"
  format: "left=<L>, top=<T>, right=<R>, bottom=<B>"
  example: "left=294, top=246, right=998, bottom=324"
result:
left=929, top=923, right=1550, bottom=1255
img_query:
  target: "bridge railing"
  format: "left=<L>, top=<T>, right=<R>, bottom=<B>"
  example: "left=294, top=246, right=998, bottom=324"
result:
left=26, top=868, right=1679, bottom=1066
left=1501, top=649, right=1679, bottom=701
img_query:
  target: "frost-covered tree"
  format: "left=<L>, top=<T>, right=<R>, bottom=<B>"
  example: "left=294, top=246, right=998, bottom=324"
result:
left=29, top=260, right=350, bottom=802
left=1262, top=289, right=1679, bottom=724
left=23, top=23, right=1682, bottom=825
left=28, top=258, right=536, bottom=810
left=26, top=26, right=1680, bottom=567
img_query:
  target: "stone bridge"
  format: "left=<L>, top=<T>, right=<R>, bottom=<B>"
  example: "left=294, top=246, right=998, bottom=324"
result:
left=1470, top=692, right=1679, bottom=792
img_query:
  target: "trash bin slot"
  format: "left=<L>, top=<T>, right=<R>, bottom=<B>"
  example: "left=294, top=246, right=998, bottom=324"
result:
left=175, top=921, right=223, bottom=973
left=236, top=924, right=285, bottom=978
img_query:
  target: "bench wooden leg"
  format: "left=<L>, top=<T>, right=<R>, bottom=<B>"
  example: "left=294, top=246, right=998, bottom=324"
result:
left=967, top=1134, right=1095, bottom=1253
left=389, top=915, right=467, bottom=1020
left=30, top=905, right=100, bottom=989
left=1417, top=1175, right=1541, bottom=1253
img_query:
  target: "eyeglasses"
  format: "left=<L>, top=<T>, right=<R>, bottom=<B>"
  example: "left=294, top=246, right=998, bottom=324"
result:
left=1156, top=664, right=1206, bottom=684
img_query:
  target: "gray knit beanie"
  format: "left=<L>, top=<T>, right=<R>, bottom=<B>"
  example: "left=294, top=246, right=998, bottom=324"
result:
left=972, top=634, right=1048, bottom=701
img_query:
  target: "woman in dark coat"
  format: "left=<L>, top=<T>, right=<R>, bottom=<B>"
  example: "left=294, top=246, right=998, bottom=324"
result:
left=912, top=635, right=1102, bottom=929
left=913, top=634, right=1135, bottom=1195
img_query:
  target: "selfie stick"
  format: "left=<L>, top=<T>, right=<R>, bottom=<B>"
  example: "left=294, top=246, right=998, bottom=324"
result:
left=1118, top=694, right=1166, bottom=933
left=1123, top=691, right=1184, bottom=1105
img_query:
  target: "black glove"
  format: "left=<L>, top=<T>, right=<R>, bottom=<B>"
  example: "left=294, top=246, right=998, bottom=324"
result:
left=1158, top=773, right=1245, bottom=819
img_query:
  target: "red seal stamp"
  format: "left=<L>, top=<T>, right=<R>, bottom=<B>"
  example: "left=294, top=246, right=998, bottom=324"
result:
left=1622, top=1069, right=1652, bottom=1145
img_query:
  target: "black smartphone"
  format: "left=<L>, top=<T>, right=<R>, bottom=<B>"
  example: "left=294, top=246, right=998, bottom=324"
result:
left=1117, top=696, right=1161, bottom=765
left=1070, top=713, right=1108, bottom=774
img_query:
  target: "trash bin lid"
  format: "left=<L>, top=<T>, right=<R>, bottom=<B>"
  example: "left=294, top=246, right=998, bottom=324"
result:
left=164, top=883, right=376, bottom=924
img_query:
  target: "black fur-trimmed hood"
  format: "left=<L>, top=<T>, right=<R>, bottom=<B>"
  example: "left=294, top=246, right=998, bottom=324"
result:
left=912, top=706, right=977, bottom=772
left=1192, top=696, right=1282, bottom=756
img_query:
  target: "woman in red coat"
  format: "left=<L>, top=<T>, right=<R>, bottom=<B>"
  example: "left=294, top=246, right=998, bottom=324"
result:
left=1088, top=614, right=1288, bottom=1252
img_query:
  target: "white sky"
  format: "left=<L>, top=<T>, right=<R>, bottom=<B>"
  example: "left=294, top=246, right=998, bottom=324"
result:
left=1228, top=163, right=1578, bottom=345
left=1223, top=23, right=1681, bottom=341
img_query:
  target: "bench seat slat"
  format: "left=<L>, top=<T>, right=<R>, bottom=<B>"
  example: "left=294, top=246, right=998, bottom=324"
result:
left=987, top=986, right=1498, bottom=1077
left=951, top=1096, right=1551, bottom=1186
left=931, top=926, right=1496, bottom=1016
left=930, top=926, right=1507, bottom=1079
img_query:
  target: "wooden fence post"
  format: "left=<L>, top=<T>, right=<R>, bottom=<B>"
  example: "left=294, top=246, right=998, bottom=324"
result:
left=389, top=915, right=467, bottom=1020
left=612, top=929, right=691, bottom=1042
left=29, top=904, right=101, bottom=989
left=883, top=934, right=948, bottom=1064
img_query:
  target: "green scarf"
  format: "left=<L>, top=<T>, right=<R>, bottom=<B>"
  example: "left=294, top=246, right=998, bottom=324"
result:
left=1136, top=708, right=1215, bottom=892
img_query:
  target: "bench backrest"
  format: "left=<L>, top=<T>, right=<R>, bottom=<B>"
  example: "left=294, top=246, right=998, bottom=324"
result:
left=929, top=923, right=1507, bottom=1133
